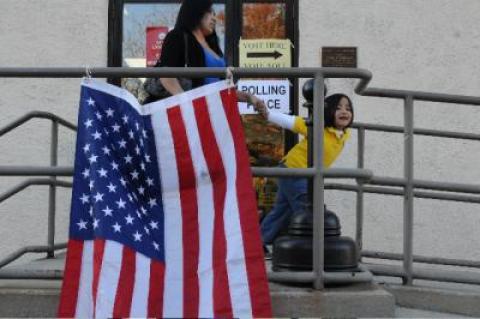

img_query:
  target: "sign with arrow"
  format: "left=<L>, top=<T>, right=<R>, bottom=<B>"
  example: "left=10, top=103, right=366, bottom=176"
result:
left=247, top=51, right=283, bottom=59
left=239, top=39, right=291, bottom=68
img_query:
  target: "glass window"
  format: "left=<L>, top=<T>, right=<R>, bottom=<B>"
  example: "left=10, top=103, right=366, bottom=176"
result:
left=122, top=3, right=226, bottom=67
left=120, top=3, right=226, bottom=97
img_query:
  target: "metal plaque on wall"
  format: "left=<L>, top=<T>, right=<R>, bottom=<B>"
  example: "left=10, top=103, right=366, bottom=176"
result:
left=321, top=47, right=357, bottom=68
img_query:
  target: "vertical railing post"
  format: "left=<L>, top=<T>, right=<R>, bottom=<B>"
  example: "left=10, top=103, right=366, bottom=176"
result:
left=47, top=120, right=58, bottom=258
left=356, top=127, right=365, bottom=260
left=403, top=95, right=414, bottom=284
left=312, top=74, right=325, bottom=289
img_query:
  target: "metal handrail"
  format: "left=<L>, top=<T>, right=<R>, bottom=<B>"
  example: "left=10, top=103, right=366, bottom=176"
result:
left=0, top=66, right=373, bottom=81
left=353, top=122, right=480, bottom=141
left=252, top=167, right=373, bottom=180
left=362, top=250, right=480, bottom=268
left=361, top=87, right=480, bottom=105
left=0, top=178, right=72, bottom=204
left=0, top=166, right=74, bottom=176
left=0, top=111, right=76, bottom=137
left=0, top=111, right=76, bottom=262
left=0, top=243, right=67, bottom=270
left=364, top=263, right=480, bottom=285
left=368, top=176, right=480, bottom=194
left=0, top=67, right=479, bottom=287
left=4, top=67, right=479, bottom=104
left=325, top=183, right=480, bottom=204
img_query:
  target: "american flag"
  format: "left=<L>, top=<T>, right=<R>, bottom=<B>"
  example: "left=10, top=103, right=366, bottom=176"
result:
left=58, top=79, right=271, bottom=318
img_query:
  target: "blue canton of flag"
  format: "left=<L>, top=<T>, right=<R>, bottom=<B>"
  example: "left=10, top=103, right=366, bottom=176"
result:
left=70, top=82, right=164, bottom=261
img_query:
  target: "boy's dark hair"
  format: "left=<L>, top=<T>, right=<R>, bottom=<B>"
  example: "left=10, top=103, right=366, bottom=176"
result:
left=175, top=0, right=223, bottom=56
left=324, top=94, right=354, bottom=128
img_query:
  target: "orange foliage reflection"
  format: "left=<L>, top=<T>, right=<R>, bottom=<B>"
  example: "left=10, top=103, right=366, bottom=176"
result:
left=242, top=4, right=286, bottom=39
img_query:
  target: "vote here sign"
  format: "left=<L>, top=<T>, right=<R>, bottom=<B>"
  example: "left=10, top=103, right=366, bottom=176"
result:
left=237, top=80, right=290, bottom=114
left=239, top=39, right=292, bottom=68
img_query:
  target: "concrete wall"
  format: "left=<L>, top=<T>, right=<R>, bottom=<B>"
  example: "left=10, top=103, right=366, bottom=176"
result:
left=300, top=0, right=480, bottom=262
left=0, top=0, right=108, bottom=263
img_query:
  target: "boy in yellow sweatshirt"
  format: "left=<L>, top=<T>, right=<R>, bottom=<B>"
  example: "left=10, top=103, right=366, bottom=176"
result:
left=255, top=94, right=354, bottom=245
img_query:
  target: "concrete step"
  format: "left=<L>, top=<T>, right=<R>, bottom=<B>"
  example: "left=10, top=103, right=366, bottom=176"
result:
left=0, top=279, right=61, bottom=318
left=396, top=306, right=471, bottom=318
left=0, top=279, right=395, bottom=318
left=0, top=254, right=396, bottom=318
left=270, top=281, right=395, bottom=317
left=3, top=254, right=478, bottom=317
left=2, top=279, right=475, bottom=318
left=377, top=276, right=480, bottom=317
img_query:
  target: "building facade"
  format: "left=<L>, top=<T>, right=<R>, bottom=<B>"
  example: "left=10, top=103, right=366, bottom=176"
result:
left=1, top=0, right=479, bottom=267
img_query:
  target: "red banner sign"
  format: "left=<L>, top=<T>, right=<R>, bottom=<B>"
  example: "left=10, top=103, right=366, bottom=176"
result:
left=146, top=26, right=169, bottom=67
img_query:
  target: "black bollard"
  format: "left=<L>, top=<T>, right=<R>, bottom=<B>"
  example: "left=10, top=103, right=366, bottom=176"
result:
left=272, top=208, right=359, bottom=272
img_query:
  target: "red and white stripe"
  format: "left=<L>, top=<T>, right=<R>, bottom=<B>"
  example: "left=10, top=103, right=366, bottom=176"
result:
left=151, top=81, right=271, bottom=318
left=58, top=80, right=271, bottom=318
left=58, top=239, right=166, bottom=318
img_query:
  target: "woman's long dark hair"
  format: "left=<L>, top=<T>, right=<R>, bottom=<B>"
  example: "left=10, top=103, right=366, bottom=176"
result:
left=324, top=94, right=354, bottom=128
left=175, top=0, right=223, bottom=56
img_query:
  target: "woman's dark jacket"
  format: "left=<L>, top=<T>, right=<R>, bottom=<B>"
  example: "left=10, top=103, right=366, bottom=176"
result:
left=155, top=28, right=223, bottom=89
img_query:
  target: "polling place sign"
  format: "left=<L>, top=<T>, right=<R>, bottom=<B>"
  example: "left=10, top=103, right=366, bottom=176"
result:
left=238, top=80, right=290, bottom=114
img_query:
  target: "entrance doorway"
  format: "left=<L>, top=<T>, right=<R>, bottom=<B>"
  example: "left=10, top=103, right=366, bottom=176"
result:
left=108, top=0, right=298, bottom=213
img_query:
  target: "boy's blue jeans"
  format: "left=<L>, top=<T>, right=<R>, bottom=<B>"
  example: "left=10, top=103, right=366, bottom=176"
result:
left=260, top=167, right=308, bottom=244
